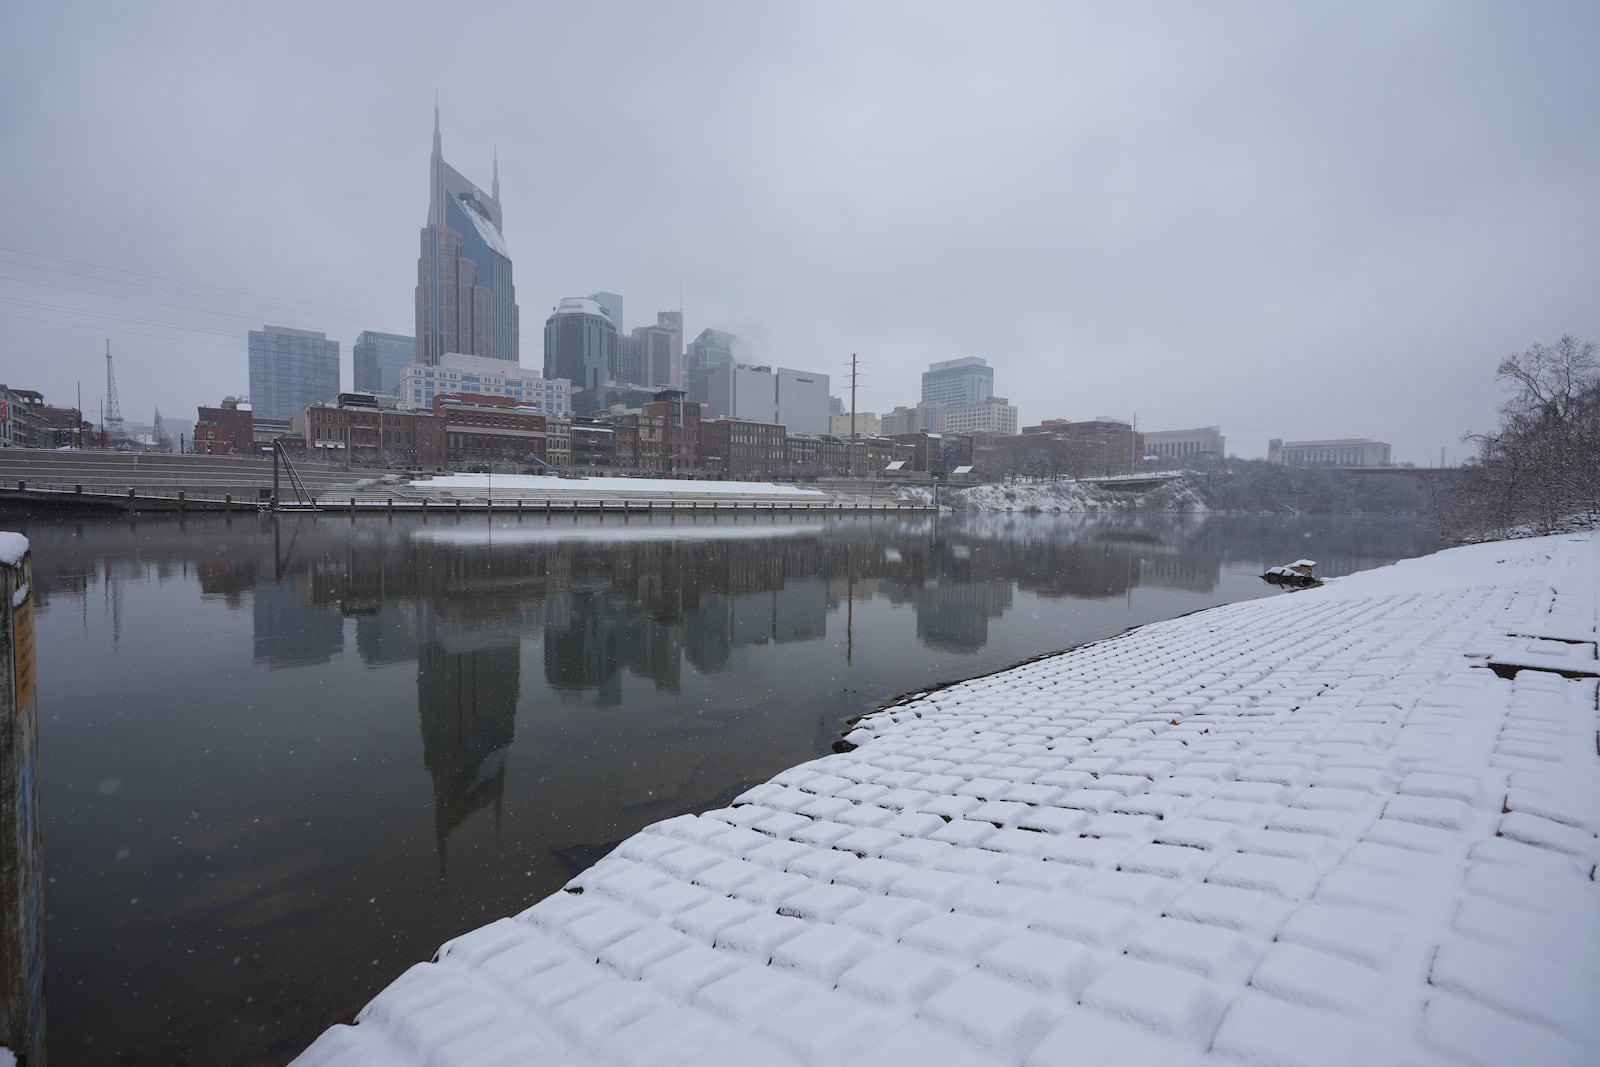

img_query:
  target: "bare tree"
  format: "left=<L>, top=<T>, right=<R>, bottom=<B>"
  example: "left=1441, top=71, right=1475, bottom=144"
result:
left=1458, top=336, right=1600, bottom=534
left=1495, top=335, right=1598, bottom=424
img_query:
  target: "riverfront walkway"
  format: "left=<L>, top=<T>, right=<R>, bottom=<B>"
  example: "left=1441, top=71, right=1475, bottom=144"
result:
left=294, top=533, right=1600, bottom=1066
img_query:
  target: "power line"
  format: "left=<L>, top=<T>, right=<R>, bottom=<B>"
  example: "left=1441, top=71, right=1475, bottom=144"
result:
left=0, top=309, right=257, bottom=354
left=0, top=272, right=411, bottom=335
left=0, top=295, right=256, bottom=341
left=0, top=245, right=413, bottom=330
left=0, top=197, right=400, bottom=283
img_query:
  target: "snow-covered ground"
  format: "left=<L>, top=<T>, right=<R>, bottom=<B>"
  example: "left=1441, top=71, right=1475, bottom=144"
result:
left=294, top=532, right=1599, bottom=1067
left=408, top=473, right=830, bottom=498
left=917, top=479, right=1208, bottom=513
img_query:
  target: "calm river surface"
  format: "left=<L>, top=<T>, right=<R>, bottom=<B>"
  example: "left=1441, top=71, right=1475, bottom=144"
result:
left=13, top=509, right=1438, bottom=1065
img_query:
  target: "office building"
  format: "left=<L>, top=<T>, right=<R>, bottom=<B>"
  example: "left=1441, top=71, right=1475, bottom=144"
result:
left=776, top=367, right=829, bottom=435
left=398, top=351, right=570, bottom=415
left=1145, top=426, right=1226, bottom=462
left=655, top=312, right=683, bottom=383
left=829, top=411, right=882, bottom=438
left=881, top=404, right=940, bottom=436
left=617, top=332, right=644, bottom=386
left=685, top=328, right=735, bottom=377
left=938, top=396, right=1018, bottom=437
left=1268, top=438, right=1391, bottom=467
left=624, top=320, right=682, bottom=389
left=699, top=363, right=772, bottom=423
left=921, top=357, right=994, bottom=408
left=415, top=104, right=519, bottom=364
left=247, top=325, right=339, bottom=420
left=587, top=292, right=624, bottom=335
left=544, top=297, right=619, bottom=405
left=695, top=363, right=830, bottom=434
left=353, top=331, right=417, bottom=397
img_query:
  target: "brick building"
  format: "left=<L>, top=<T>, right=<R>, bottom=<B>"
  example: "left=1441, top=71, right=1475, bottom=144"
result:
left=293, top=394, right=447, bottom=467
left=0, top=388, right=94, bottom=449
left=432, top=393, right=550, bottom=468
left=997, top=419, right=1145, bottom=477
left=194, top=398, right=255, bottom=456
left=887, top=430, right=975, bottom=474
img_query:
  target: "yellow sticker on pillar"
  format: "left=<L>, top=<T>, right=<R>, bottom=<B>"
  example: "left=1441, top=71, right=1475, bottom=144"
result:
left=13, top=594, right=34, bottom=707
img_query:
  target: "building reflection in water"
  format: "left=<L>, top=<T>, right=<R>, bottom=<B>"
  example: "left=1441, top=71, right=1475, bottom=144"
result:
left=252, top=578, right=344, bottom=668
left=417, top=633, right=519, bottom=877
left=19, top=512, right=1445, bottom=888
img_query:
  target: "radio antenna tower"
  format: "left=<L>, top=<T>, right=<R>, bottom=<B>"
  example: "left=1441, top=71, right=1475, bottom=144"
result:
left=103, top=339, right=125, bottom=442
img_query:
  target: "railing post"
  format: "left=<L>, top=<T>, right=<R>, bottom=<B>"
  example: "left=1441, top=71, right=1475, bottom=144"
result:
left=1, top=534, right=45, bottom=1065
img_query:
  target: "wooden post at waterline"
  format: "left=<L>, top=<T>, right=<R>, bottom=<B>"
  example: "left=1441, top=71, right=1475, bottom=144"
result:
left=0, top=534, right=45, bottom=1065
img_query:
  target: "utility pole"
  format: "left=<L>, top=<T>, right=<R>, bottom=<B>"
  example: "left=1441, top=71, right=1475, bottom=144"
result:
left=848, top=353, right=859, bottom=478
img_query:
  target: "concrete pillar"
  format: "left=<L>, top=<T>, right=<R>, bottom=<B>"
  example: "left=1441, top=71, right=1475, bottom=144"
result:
left=1, top=535, right=45, bottom=1064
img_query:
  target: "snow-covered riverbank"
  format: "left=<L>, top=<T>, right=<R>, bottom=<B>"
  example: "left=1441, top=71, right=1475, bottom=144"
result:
left=901, top=478, right=1208, bottom=513
left=295, top=532, right=1599, bottom=1067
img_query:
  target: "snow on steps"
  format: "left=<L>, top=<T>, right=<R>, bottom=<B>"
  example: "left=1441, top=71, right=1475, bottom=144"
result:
left=294, top=533, right=1600, bottom=1067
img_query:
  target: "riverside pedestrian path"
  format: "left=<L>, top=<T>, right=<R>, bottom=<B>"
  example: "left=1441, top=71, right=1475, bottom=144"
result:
left=294, top=531, right=1599, bottom=1067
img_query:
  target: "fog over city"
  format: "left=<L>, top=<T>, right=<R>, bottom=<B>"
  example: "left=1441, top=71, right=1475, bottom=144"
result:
left=3, top=0, right=1597, bottom=465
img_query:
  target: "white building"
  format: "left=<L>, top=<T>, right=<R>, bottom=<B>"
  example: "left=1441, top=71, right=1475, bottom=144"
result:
left=829, top=412, right=882, bottom=438
left=701, top=363, right=830, bottom=434
left=1268, top=437, right=1391, bottom=467
left=1144, top=426, right=1226, bottom=462
left=399, top=351, right=571, bottom=415
left=937, top=396, right=1018, bottom=436
left=776, top=367, right=830, bottom=435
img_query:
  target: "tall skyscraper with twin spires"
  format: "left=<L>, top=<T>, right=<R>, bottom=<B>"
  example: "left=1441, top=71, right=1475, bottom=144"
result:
left=415, top=101, right=520, bottom=365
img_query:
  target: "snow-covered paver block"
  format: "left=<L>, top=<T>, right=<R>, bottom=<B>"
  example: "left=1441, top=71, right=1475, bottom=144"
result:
left=294, top=533, right=1600, bottom=1067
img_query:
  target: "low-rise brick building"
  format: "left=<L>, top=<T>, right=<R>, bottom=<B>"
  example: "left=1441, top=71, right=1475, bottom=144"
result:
left=887, top=430, right=975, bottom=474
left=194, top=398, right=255, bottom=456
left=294, top=394, right=447, bottom=467
left=700, top=418, right=786, bottom=478
left=432, top=394, right=550, bottom=468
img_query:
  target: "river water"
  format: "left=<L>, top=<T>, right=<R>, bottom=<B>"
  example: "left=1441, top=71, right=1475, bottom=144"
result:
left=12, top=509, right=1437, bottom=1065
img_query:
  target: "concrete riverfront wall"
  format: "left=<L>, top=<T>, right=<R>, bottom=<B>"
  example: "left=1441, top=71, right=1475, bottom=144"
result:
left=0, top=537, right=44, bottom=1065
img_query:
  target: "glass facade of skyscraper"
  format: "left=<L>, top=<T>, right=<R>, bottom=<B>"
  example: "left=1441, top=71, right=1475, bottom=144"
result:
left=353, top=331, right=417, bottom=396
left=921, top=357, right=994, bottom=408
left=416, top=107, right=520, bottom=364
left=247, top=326, right=340, bottom=420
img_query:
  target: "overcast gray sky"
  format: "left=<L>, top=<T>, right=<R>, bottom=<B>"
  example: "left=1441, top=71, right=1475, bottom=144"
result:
left=3, top=0, right=1597, bottom=464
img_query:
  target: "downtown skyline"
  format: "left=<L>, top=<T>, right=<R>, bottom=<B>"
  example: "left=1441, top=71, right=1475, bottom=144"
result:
left=3, top=1, right=1599, bottom=465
